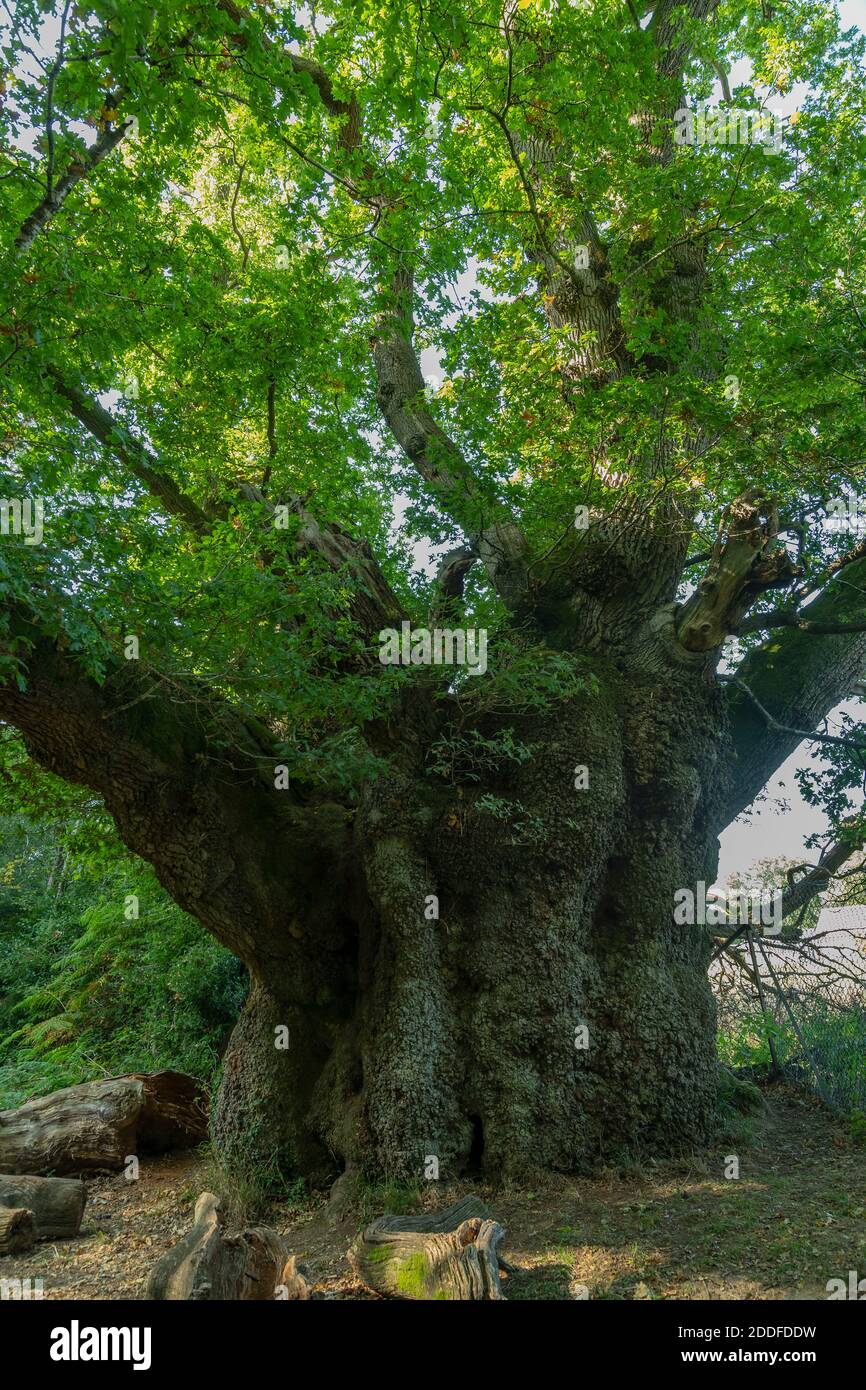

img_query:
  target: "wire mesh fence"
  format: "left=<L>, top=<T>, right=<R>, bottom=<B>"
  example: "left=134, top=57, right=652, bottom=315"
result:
left=713, top=906, right=866, bottom=1124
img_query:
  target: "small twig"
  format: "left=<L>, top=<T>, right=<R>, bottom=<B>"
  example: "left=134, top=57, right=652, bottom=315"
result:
left=228, top=157, right=250, bottom=271
left=720, top=675, right=866, bottom=756
left=737, top=608, right=866, bottom=637
left=43, top=0, right=73, bottom=200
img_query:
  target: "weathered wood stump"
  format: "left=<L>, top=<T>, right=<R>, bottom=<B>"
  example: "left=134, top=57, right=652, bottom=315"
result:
left=146, top=1192, right=298, bottom=1301
left=349, top=1195, right=508, bottom=1299
left=0, top=1206, right=36, bottom=1256
left=277, top=1254, right=311, bottom=1300
left=0, top=1071, right=207, bottom=1175
left=0, top=1174, right=86, bottom=1238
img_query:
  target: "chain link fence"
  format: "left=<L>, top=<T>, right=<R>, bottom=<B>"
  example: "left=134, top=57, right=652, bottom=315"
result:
left=713, top=906, right=866, bottom=1124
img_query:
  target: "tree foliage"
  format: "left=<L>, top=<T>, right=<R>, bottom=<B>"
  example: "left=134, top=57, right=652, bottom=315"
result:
left=0, top=2, right=863, bottom=758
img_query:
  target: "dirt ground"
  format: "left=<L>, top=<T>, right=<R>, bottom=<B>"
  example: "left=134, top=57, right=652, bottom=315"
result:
left=3, top=1084, right=864, bottom=1300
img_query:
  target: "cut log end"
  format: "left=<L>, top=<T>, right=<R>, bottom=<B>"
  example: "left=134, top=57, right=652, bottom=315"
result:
left=277, top=1254, right=311, bottom=1300
left=0, top=1206, right=36, bottom=1256
left=0, top=1174, right=86, bottom=1239
left=350, top=1196, right=508, bottom=1300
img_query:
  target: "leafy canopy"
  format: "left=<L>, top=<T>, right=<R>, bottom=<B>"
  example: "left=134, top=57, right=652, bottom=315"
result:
left=0, top=0, right=864, bottom=801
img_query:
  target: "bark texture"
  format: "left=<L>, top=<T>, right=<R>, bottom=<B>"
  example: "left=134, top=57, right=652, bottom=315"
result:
left=213, top=651, right=731, bottom=1184
left=0, top=1207, right=36, bottom=1256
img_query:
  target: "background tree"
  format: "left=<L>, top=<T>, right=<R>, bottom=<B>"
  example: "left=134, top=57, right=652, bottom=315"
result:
left=1, top=0, right=865, bottom=1184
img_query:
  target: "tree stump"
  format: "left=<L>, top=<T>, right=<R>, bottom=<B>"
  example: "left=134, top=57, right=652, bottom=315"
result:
left=349, top=1196, right=508, bottom=1299
left=277, top=1255, right=311, bottom=1300
left=0, top=1071, right=207, bottom=1175
left=0, top=1174, right=86, bottom=1238
left=146, top=1192, right=297, bottom=1301
left=0, top=1206, right=36, bottom=1256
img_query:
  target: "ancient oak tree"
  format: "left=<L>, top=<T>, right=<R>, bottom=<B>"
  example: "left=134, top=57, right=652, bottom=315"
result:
left=1, top=0, right=865, bottom=1184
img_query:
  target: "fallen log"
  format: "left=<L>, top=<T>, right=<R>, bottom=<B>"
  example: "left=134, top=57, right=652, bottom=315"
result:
left=0, top=1206, right=36, bottom=1256
left=0, top=1174, right=86, bottom=1238
left=349, top=1195, right=508, bottom=1300
left=0, top=1071, right=207, bottom=1176
left=146, top=1192, right=295, bottom=1301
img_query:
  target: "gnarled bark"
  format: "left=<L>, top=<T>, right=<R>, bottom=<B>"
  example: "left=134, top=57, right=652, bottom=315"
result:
left=211, top=660, right=729, bottom=1184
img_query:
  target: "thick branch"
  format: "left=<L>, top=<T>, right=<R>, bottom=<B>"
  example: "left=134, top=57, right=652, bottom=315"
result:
left=372, top=270, right=529, bottom=607
left=237, top=482, right=405, bottom=638
left=737, top=609, right=866, bottom=637
left=676, top=490, right=798, bottom=652
left=14, top=97, right=132, bottom=255
left=779, top=834, right=864, bottom=921
left=720, top=549, right=866, bottom=827
left=720, top=677, right=866, bottom=755
left=435, top=544, right=479, bottom=602
left=215, top=0, right=361, bottom=150
left=791, top=534, right=866, bottom=606
left=46, top=366, right=215, bottom=535
left=0, top=608, right=347, bottom=972
left=45, top=368, right=404, bottom=641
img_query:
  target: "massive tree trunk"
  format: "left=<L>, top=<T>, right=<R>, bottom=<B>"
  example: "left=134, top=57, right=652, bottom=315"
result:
left=213, top=659, right=730, bottom=1183
left=4, top=497, right=863, bottom=1190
